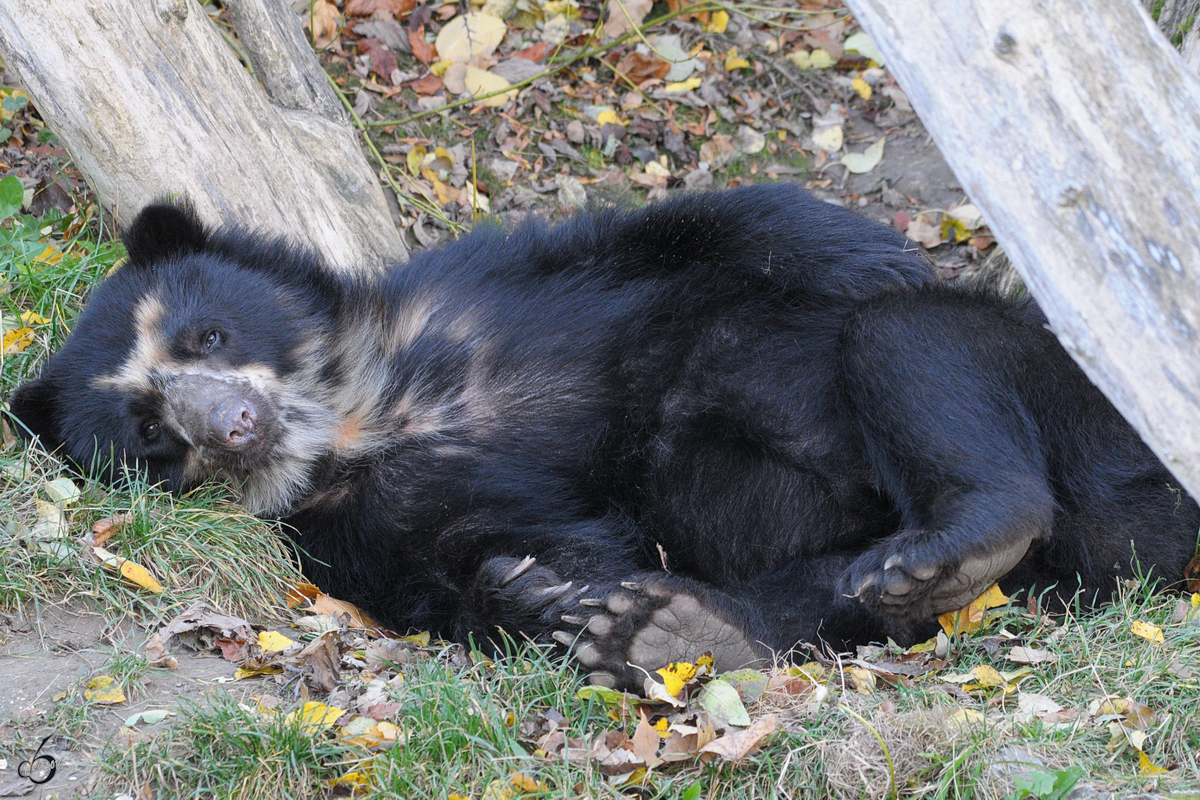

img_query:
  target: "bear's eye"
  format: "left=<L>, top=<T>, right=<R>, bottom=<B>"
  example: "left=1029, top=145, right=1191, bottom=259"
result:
left=142, top=420, right=161, bottom=441
left=203, top=330, right=222, bottom=352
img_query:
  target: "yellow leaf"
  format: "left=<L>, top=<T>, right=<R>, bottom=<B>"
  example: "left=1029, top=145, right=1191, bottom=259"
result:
left=938, top=584, right=1009, bottom=635
left=340, top=718, right=404, bottom=748
left=85, top=675, right=126, bottom=704
left=1131, top=620, right=1164, bottom=645
left=1107, top=720, right=1148, bottom=752
left=810, top=124, right=843, bottom=154
left=788, top=48, right=834, bottom=69
left=407, top=145, right=427, bottom=176
left=235, top=665, right=283, bottom=679
left=724, top=48, right=750, bottom=71
left=93, top=545, right=165, bottom=593
left=653, top=717, right=670, bottom=738
left=258, top=631, right=296, bottom=652
left=909, top=637, right=939, bottom=653
left=20, top=311, right=50, bottom=325
left=844, top=32, right=884, bottom=65
left=33, top=246, right=63, bottom=265
left=2, top=326, right=34, bottom=354
left=448, top=795, right=472, bottom=800
left=809, top=49, right=835, bottom=69
left=286, top=701, right=345, bottom=734
left=968, top=664, right=1006, bottom=688
left=120, top=559, right=165, bottom=592
left=331, top=770, right=373, bottom=790
left=946, top=708, right=986, bottom=728
left=846, top=666, right=876, bottom=694
left=430, top=60, right=452, bottom=76
left=481, top=772, right=548, bottom=800
left=463, top=65, right=516, bottom=107
left=663, top=77, right=702, bottom=93
left=943, top=664, right=1020, bottom=694
left=398, top=630, right=430, bottom=646
left=0, top=89, right=28, bottom=122
left=841, top=137, right=885, bottom=174
left=596, top=109, right=627, bottom=127
left=852, top=75, right=872, bottom=100
left=1138, top=749, right=1170, bottom=775
left=998, top=667, right=1033, bottom=684
left=656, top=661, right=698, bottom=696
left=432, top=178, right=456, bottom=206
left=704, top=10, right=729, bottom=33
left=942, top=217, right=970, bottom=242
left=436, top=13, right=507, bottom=65
left=695, top=652, right=715, bottom=674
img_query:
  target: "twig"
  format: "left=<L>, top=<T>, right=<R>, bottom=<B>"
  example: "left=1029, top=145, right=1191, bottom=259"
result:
left=325, top=73, right=462, bottom=231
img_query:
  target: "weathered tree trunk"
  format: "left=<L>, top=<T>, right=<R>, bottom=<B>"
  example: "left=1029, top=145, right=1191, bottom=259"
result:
left=0, top=0, right=405, bottom=269
left=841, top=0, right=1200, bottom=499
left=1140, top=0, right=1200, bottom=70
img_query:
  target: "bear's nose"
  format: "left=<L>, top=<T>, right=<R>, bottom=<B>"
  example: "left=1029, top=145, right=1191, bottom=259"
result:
left=211, top=398, right=257, bottom=446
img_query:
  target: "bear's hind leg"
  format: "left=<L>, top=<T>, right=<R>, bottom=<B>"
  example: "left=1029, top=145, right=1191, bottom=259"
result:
left=837, top=293, right=1056, bottom=621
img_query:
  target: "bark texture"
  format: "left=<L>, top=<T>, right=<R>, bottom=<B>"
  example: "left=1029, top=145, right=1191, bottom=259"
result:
left=841, top=0, right=1200, bottom=498
left=0, top=0, right=405, bottom=268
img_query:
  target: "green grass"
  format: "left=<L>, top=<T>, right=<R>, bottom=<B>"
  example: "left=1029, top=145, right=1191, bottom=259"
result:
left=1, top=209, right=301, bottom=626
left=92, top=589, right=1200, bottom=799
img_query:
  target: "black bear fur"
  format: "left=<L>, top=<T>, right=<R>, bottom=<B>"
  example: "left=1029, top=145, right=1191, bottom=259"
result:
left=10, top=185, right=1199, bottom=689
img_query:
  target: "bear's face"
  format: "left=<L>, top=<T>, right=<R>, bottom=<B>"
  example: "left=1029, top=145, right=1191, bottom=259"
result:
left=10, top=205, right=330, bottom=509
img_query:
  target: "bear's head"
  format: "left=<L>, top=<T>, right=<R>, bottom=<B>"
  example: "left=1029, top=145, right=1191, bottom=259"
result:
left=9, top=201, right=337, bottom=513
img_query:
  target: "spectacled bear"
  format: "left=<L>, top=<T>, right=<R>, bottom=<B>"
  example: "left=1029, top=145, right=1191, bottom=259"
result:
left=9, top=185, right=1199, bottom=690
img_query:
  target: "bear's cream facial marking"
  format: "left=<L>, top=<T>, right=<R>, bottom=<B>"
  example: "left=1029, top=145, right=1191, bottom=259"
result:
left=91, top=295, right=171, bottom=394
left=82, top=290, right=348, bottom=514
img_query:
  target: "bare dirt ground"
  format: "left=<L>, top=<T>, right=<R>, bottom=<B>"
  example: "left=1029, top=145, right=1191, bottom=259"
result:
left=0, top=605, right=258, bottom=799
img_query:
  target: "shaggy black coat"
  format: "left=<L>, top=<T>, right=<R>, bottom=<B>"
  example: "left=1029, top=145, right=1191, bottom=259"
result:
left=11, top=185, right=1199, bottom=687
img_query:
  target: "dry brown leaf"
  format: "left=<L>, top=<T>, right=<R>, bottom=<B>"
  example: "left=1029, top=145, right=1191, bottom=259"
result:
left=159, top=602, right=259, bottom=659
left=91, top=513, right=132, bottom=545
left=512, top=42, right=550, bottom=61
left=411, top=73, right=444, bottom=95
left=1185, top=552, right=1200, bottom=593
left=345, top=0, right=415, bottom=17
left=409, top=25, right=437, bottom=64
left=698, top=715, right=778, bottom=762
left=1006, top=646, right=1058, bottom=665
left=358, top=38, right=399, bottom=84
left=306, top=593, right=378, bottom=629
left=603, top=0, right=652, bottom=40
left=143, top=632, right=178, bottom=670
left=631, top=711, right=662, bottom=768
left=905, top=214, right=945, bottom=249
left=615, top=51, right=669, bottom=83
left=311, top=0, right=341, bottom=49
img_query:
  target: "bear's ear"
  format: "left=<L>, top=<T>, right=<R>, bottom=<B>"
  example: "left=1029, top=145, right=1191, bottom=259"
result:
left=8, top=377, right=62, bottom=450
left=122, top=201, right=209, bottom=265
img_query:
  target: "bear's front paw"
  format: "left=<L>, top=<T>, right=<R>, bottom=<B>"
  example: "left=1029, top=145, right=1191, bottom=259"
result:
left=840, top=529, right=1032, bottom=620
left=553, top=578, right=765, bottom=692
left=464, top=555, right=587, bottom=645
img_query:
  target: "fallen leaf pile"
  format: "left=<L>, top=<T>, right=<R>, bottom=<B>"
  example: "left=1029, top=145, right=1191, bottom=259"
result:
left=241, top=0, right=990, bottom=260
